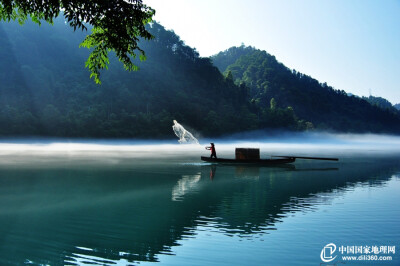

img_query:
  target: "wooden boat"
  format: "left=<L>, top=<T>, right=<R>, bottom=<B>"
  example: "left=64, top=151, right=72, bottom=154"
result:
left=201, top=147, right=338, bottom=166
left=201, top=156, right=296, bottom=165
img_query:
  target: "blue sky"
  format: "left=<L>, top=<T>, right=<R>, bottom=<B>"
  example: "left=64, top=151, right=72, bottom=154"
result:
left=145, top=0, right=400, bottom=104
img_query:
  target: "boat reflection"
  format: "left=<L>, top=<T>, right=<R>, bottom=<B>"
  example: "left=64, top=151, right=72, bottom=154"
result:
left=206, top=163, right=339, bottom=181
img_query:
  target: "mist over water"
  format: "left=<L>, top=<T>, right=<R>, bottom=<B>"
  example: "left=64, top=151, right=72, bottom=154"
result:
left=0, top=132, right=399, bottom=167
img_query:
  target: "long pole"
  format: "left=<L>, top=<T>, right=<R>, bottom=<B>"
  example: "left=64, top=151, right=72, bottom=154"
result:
left=272, top=155, right=339, bottom=161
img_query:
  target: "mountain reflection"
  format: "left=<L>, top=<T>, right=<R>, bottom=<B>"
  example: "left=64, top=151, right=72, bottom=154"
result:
left=0, top=155, right=398, bottom=265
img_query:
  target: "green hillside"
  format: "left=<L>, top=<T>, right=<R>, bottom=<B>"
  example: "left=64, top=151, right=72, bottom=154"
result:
left=212, top=46, right=400, bottom=133
left=362, top=96, right=399, bottom=114
left=0, top=21, right=399, bottom=138
left=0, top=20, right=261, bottom=138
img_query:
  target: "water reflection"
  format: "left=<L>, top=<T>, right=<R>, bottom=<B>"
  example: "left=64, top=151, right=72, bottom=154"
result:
left=172, top=173, right=201, bottom=201
left=0, top=155, right=398, bottom=265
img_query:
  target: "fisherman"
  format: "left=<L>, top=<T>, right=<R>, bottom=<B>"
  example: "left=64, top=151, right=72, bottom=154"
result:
left=205, top=143, right=217, bottom=158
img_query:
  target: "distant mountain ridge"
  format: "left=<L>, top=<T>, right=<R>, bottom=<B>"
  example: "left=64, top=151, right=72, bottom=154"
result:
left=212, top=46, right=400, bottom=133
left=362, top=96, right=399, bottom=114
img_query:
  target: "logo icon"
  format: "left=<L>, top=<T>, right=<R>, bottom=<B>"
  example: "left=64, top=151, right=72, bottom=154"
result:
left=321, top=243, right=337, bottom=262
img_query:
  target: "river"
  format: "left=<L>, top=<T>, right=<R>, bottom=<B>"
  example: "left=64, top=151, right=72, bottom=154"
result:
left=0, top=138, right=399, bottom=265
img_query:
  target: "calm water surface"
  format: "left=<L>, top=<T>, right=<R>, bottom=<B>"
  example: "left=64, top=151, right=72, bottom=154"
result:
left=0, top=142, right=399, bottom=265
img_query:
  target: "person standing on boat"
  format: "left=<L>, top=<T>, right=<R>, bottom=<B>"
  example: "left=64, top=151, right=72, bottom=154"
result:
left=206, top=143, right=217, bottom=158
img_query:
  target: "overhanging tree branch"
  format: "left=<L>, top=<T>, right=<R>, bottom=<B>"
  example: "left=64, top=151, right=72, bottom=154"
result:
left=0, top=0, right=155, bottom=84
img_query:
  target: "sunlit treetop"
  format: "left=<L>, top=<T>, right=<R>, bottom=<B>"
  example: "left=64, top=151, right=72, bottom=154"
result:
left=0, top=0, right=155, bottom=84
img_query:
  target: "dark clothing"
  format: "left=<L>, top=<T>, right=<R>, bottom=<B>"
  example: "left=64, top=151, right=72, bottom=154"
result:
left=206, top=145, right=217, bottom=158
left=210, top=150, right=217, bottom=159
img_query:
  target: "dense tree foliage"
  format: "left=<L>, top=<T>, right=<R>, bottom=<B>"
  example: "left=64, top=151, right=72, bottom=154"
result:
left=212, top=46, right=400, bottom=133
left=0, top=0, right=155, bottom=83
left=395, top=104, right=400, bottom=111
left=362, top=96, right=399, bottom=114
left=0, top=19, right=261, bottom=138
left=210, top=44, right=255, bottom=75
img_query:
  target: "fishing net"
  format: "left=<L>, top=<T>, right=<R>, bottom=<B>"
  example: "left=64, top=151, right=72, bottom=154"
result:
left=172, top=120, right=199, bottom=144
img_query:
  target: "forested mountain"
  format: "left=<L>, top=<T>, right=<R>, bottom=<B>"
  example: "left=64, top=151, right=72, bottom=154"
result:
left=0, top=19, right=317, bottom=138
left=212, top=46, right=400, bottom=133
left=393, top=104, right=400, bottom=111
left=362, top=96, right=399, bottom=114
left=0, top=20, right=255, bottom=138
left=0, top=21, right=399, bottom=138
